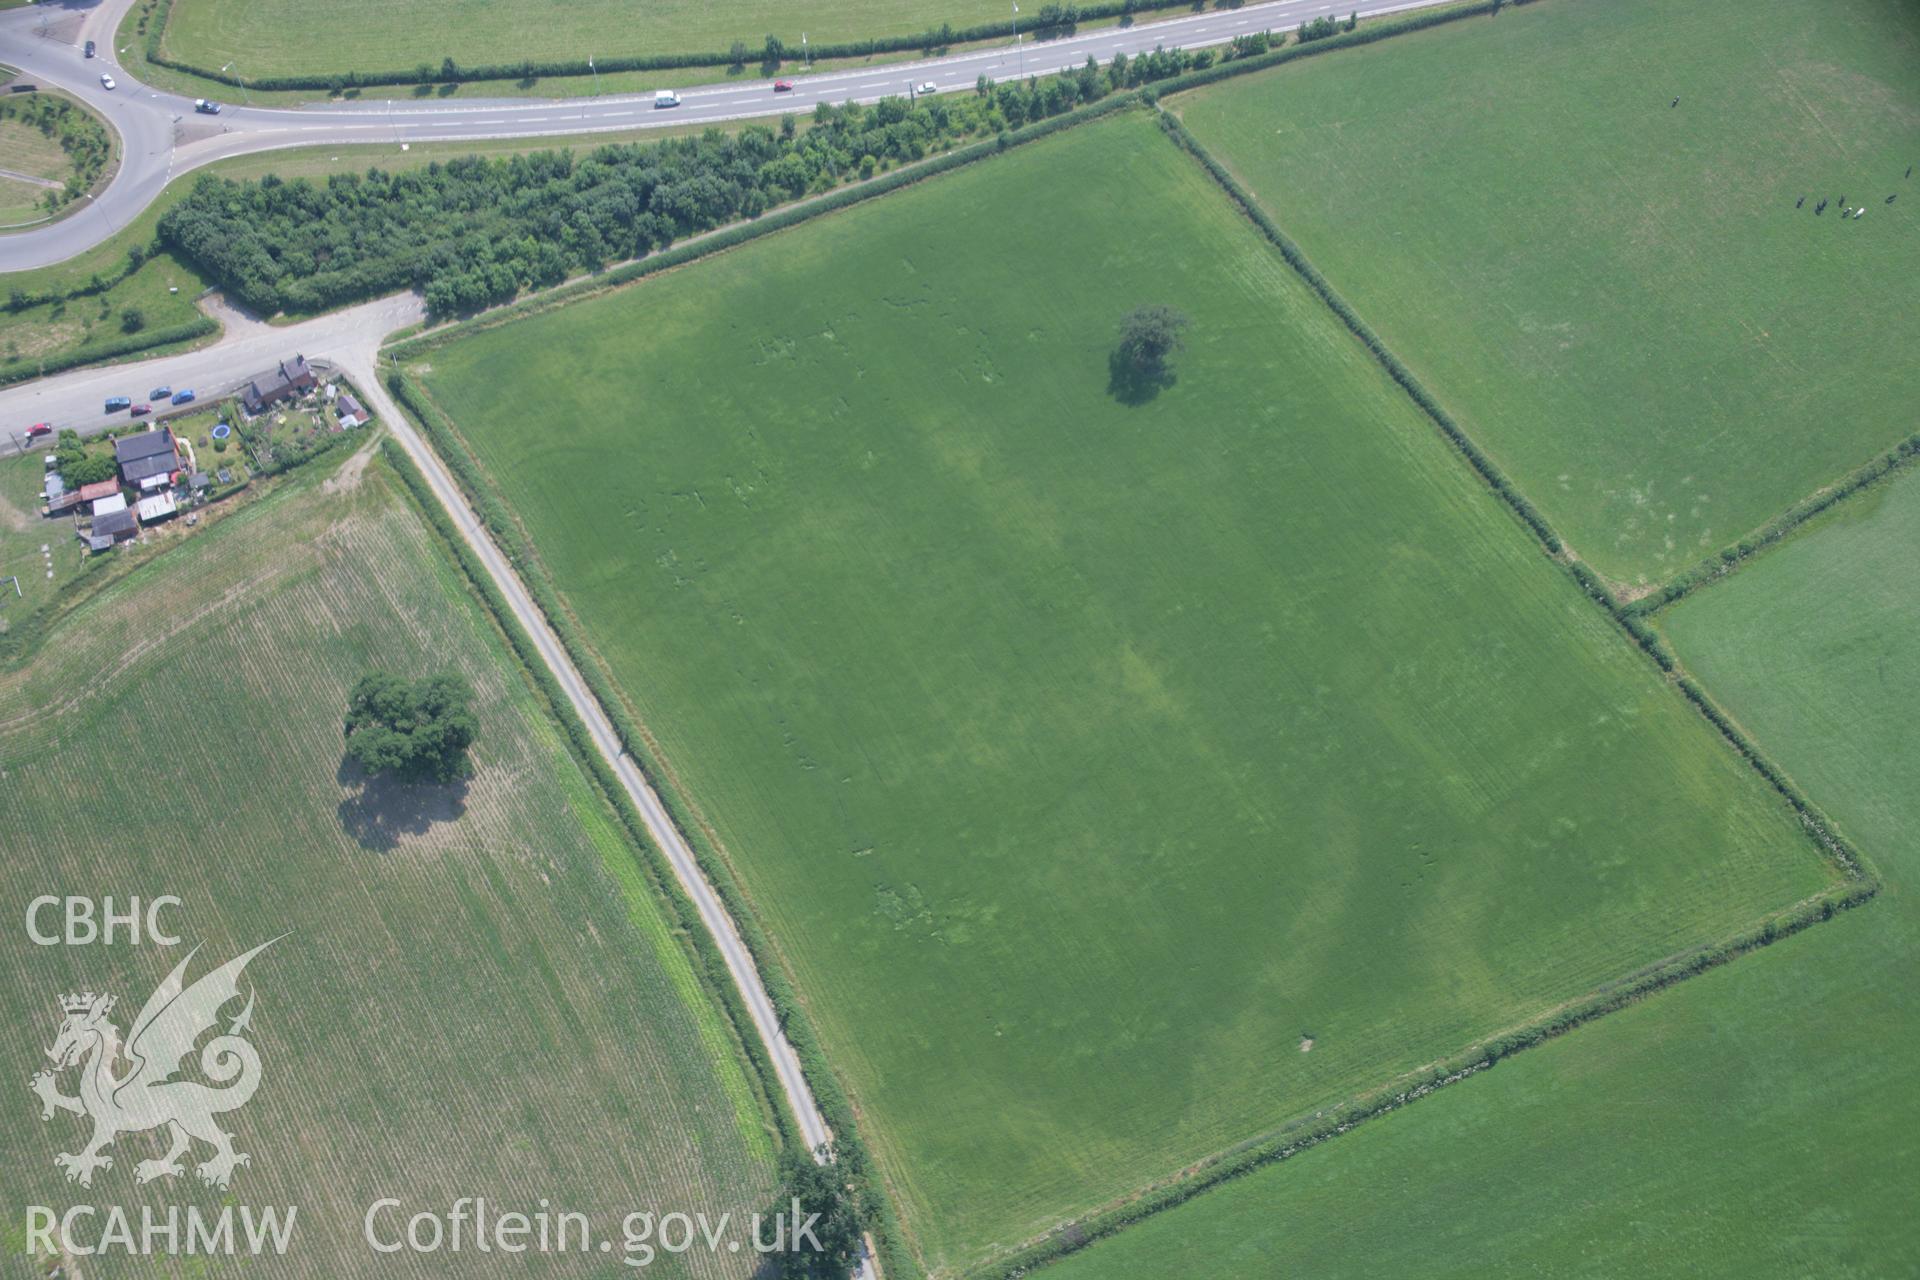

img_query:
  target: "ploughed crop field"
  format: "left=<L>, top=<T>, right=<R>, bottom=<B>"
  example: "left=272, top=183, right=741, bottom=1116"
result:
left=410, top=111, right=1837, bottom=1271
left=0, top=453, right=773, bottom=1277
left=161, top=0, right=1009, bottom=78
left=1048, top=465, right=1920, bottom=1278
left=1176, top=0, right=1920, bottom=589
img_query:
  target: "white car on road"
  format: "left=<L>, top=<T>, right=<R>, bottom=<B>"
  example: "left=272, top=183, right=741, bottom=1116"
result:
left=916, top=82, right=939, bottom=96
left=99, top=73, right=116, bottom=90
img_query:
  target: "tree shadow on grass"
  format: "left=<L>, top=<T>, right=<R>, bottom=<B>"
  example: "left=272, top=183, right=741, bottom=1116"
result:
left=1107, top=350, right=1176, bottom=406
left=336, top=755, right=469, bottom=853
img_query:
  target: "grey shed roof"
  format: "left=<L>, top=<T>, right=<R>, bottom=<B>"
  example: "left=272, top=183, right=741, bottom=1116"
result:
left=93, top=508, right=137, bottom=538
left=115, top=430, right=175, bottom=465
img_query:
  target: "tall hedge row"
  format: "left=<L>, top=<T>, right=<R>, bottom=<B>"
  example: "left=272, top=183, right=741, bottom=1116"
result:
left=984, top=865, right=1874, bottom=1277
left=379, top=391, right=921, bottom=1277
left=1631, top=430, right=1920, bottom=615
left=142, top=0, right=1197, bottom=91
left=376, top=438, right=801, bottom=1142
left=0, top=315, right=217, bottom=388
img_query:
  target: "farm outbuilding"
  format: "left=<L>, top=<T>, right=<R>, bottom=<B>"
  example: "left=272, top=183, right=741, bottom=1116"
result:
left=136, top=492, right=178, bottom=524
left=91, top=507, right=137, bottom=542
left=336, top=391, right=370, bottom=429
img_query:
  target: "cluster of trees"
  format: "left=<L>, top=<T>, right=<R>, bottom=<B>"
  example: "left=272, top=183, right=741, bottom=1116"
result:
left=1299, top=12, right=1360, bottom=42
left=0, top=93, right=110, bottom=211
left=767, top=1150, right=864, bottom=1279
left=51, top=429, right=116, bottom=487
left=159, top=48, right=1212, bottom=318
left=342, top=672, right=480, bottom=784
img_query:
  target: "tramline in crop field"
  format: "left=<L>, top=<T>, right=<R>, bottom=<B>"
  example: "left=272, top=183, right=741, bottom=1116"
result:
left=0, top=451, right=775, bottom=1279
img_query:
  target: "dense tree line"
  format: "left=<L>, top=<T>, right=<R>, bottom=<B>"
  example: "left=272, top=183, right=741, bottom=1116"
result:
left=159, top=47, right=1218, bottom=318
left=0, top=93, right=110, bottom=212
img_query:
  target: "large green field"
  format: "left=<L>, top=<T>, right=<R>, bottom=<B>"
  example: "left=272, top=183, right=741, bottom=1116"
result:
left=1177, top=0, right=1920, bottom=588
left=1047, top=463, right=1920, bottom=1279
left=409, top=111, right=1836, bottom=1271
left=0, top=452, right=773, bottom=1276
left=162, top=0, right=1008, bottom=78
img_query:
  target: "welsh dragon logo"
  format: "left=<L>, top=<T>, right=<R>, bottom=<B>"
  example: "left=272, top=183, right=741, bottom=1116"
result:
left=28, top=939, right=279, bottom=1189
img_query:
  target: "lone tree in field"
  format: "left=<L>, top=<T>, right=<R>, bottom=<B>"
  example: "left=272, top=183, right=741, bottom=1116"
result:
left=1117, top=305, right=1189, bottom=377
left=1110, top=304, right=1190, bottom=402
left=342, top=672, right=479, bottom=784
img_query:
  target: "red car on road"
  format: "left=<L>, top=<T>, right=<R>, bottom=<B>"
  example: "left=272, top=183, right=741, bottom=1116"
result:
left=25, top=422, right=52, bottom=441
left=773, top=79, right=794, bottom=92
left=130, top=403, right=152, bottom=418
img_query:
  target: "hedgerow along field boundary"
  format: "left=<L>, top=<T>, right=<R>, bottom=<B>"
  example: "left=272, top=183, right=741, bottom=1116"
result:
left=1173, top=0, right=1920, bottom=591
left=0, top=447, right=780, bottom=1278
left=387, top=102, right=1859, bottom=1276
left=140, top=0, right=1194, bottom=93
left=1044, top=462, right=1920, bottom=1280
left=963, top=104, right=1883, bottom=1280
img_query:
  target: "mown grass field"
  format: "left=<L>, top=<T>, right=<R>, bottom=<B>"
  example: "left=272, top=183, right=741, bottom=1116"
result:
left=411, top=110, right=1835, bottom=1271
left=0, top=254, right=210, bottom=384
left=1177, top=0, right=1920, bottom=588
left=163, top=0, right=1009, bottom=78
left=1048, top=464, right=1920, bottom=1279
left=0, top=118, right=70, bottom=226
left=0, top=451, right=774, bottom=1276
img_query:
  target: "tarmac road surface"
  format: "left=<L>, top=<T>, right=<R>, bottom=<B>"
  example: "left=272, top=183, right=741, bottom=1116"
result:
left=0, top=0, right=1451, bottom=271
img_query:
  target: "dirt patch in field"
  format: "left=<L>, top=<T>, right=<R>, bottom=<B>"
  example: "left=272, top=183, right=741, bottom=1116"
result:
left=323, top=444, right=377, bottom=494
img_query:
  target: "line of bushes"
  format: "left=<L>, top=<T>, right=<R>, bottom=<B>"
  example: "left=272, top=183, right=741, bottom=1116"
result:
left=1629, top=429, right=1920, bottom=616
left=163, top=42, right=1241, bottom=320
left=376, top=439, right=799, bottom=1146
left=380, top=388, right=920, bottom=1277
left=4, top=239, right=160, bottom=315
left=387, top=90, right=1145, bottom=357
left=0, top=314, right=217, bottom=389
left=1155, top=100, right=1559, bottom=553
left=1159, top=109, right=1872, bottom=888
left=974, top=94, right=1888, bottom=1280
left=983, top=862, right=1874, bottom=1277
left=388, top=3, right=1497, bottom=360
left=142, top=0, right=1201, bottom=92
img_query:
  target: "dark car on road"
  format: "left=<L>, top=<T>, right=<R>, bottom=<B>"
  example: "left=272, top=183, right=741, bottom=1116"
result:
left=104, top=396, right=132, bottom=413
left=194, top=99, right=221, bottom=114
left=171, top=389, right=196, bottom=405
left=150, top=386, right=172, bottom=400
left=84, top=40, right=95, bottom=58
